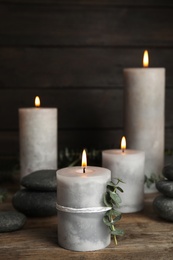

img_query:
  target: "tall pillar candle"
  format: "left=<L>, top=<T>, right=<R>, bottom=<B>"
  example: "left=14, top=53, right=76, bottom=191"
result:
left=19, top=96, right=58, bottom=179
left=56, top=161, right=111, bottom=251
left=123, top=51, right=165, bottom=193
left=102, top=137, right=145, bottom=213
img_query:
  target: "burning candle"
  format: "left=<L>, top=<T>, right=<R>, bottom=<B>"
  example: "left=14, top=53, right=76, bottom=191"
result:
left=123, top=50, right=165, bottom=193
left=19, top=96, right=58, bottom=179
left=56, top=150, right=111, bottom=251
left=102, top=137, right=145, bottom=213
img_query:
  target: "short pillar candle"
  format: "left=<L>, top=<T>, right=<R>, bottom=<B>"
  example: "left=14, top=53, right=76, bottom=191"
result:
left=19, top=96, right=58, bottom=179
left=123, top=50, right=165, bottom=193
left=102, top=137, right=145, bottom=213
left=56, top=150, right=111, bottom=251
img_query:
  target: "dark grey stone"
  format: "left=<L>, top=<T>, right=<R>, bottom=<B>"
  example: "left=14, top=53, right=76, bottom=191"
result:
left=153, top=195, right=173, bottom=221
left=0, top=211, right=26, bottom=232
left=12, top=189, right=57, bottom=217
left=162, top=165, right=173, bottom=181
left=156, top=180, right=173, bottom=197
left=21, top=170, right=57, bottom=191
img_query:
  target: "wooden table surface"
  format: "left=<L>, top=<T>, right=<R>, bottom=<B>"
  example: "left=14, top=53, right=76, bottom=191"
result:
left=0, top=184, right=173, bottom=260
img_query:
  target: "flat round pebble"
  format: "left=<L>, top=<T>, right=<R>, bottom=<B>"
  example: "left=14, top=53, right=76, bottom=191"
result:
left=0, top=211, right=26, bottom=232
left=162, top=165, right=173, bottom=181
left=156, top=180, right=173, bottom=197
left=21, top=170, right=57, bottom=191
left=12, top=190, right=57, bottom=217
left=153, top=195, right=173, bottom=221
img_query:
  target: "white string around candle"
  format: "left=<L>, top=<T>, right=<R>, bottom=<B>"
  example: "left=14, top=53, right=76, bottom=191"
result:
left=56, top=203, right=111, bottom=214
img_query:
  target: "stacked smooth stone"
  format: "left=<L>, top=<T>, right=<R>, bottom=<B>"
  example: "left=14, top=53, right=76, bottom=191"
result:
left=0, top=211, right=26, bottom=233
left=0, top=188, right=26, bottom=232
left=153, top=165, right=173, bottom=221
left=12, top=170, right=57, bottom=217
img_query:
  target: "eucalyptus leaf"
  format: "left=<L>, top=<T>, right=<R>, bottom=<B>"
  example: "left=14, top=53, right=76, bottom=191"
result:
left=112, top=178, right=125, bottom=185
left=103, top=216, right=112, bottom=227
left=111, top=214, right=122, bottom=224
left=105, top=209, right=121, bottom=217
left=0, top=189, right=7, bottom=203
left=107, top=186, right=114, bottom=192
left=116, top=186, right=124, bottom=193
left=103, top=193, right=112, bottom=207
left=111, top=229, right=124, bottom=236
left=109, top=191, right=122, bottom=204
left=107, top=181, right=117, bottom=187
left=103, top=178, right=124, bottom=246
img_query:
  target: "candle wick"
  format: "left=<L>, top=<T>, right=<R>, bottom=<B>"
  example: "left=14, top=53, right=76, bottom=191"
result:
left=122, top=149, right=125, bottom=153
left=83, top=167, right=85, bottom=174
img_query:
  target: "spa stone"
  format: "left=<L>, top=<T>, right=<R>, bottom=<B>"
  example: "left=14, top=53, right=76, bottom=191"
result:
left=21, top=170, right=57, bottom=191
left=12, top=189, right=56, bottom=217
left=0, top=211, right=26, bottom=232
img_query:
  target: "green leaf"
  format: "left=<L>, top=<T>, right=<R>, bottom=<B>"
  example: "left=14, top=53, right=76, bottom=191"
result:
left=105, top=209, right=121, bottom=218
left=111, top=214, right=122, bottom=224
left=107, top=186, right=114, bottom=192
left=107, top=181, right=116, bottom=188
left=103, top=180, right=124, bottom=245
left=111, top=229, right=124, bottom=236
left=103, top=193, right=111, bottom=207
left=116, top=186, right=124, bottom=193
left=0, top=189, right=7, bottom=203
left=103, top=216, right=111, bottom=227
left=109, top=191, right=122, bottom=204
left=112, top=178, right=125, bottom=185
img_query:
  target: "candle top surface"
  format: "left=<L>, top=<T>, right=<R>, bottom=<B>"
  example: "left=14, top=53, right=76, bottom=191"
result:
left=19, top=107, right=57, bottom=110
left=103, top=149, right=144, bottom=155
left=124, top=67, right=165, bottom=71
left=56, top=166, right=110, bottom=178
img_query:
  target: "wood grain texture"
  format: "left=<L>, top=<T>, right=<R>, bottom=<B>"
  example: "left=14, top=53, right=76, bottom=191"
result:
left=0, top=48, right=172, bottom=88
left=0, top=0, right=173, bottom=6
left=0, top=88, right=123, bottom=129
left=0, top=88, right=173, bottom=129
left=0, top=191, right=173, bottom=260
left=1, top=127, right=173, bottom=157
left=0, top=0, right=173, bottom=155
left=0, top=86, right=173, bottom=155
left=0, top=129, right=123, bottom=156
left=0, top=4, right=173, bottom=47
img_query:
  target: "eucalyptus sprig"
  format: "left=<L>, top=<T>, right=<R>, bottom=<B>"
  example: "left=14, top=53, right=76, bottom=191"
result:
left=0, top=188, right=7, bottom=203
left=103, top=179, right=124, bottom=245
left=144, top=173, right=162, bottom=188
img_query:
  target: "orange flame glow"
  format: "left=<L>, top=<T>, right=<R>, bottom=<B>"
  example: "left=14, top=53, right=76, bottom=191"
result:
left=143, top=50, right=149, bottom=68
left=121, top=136, right=126, bottom=153
left=35, top=96, right=40, bottom=108
left=82, top=149, right=87, bottom=173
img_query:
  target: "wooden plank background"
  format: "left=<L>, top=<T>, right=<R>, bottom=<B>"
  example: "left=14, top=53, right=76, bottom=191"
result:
left=0, top=0, right=173, bottom=156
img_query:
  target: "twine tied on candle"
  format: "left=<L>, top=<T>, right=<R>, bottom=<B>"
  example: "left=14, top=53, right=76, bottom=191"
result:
left=56, top=203, right=111, bottom=214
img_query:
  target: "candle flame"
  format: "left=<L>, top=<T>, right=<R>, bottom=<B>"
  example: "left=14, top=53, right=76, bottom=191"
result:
left=35, top=96, right=40, bottom=107
left=121, top=136, right=126, bottom=153
left=143, top=50, right=149, bottom=68
left=82, top=149, right=87, bottom=173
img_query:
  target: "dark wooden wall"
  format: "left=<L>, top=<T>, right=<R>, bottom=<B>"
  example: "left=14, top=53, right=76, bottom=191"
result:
left=0, top=0, right=173, bottom=156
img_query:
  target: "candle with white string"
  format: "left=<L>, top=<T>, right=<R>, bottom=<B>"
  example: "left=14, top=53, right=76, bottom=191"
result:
left=56, top=149, right=111, bottom=251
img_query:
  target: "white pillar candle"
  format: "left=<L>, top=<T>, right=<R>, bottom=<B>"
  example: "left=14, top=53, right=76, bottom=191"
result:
left=56, top=163, right=111, bottom=251
left=19, top=96, right=58, bottom=179
left=102, top=137, right=145, bottom=213
left=123, top=50, right=165, bottom=193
